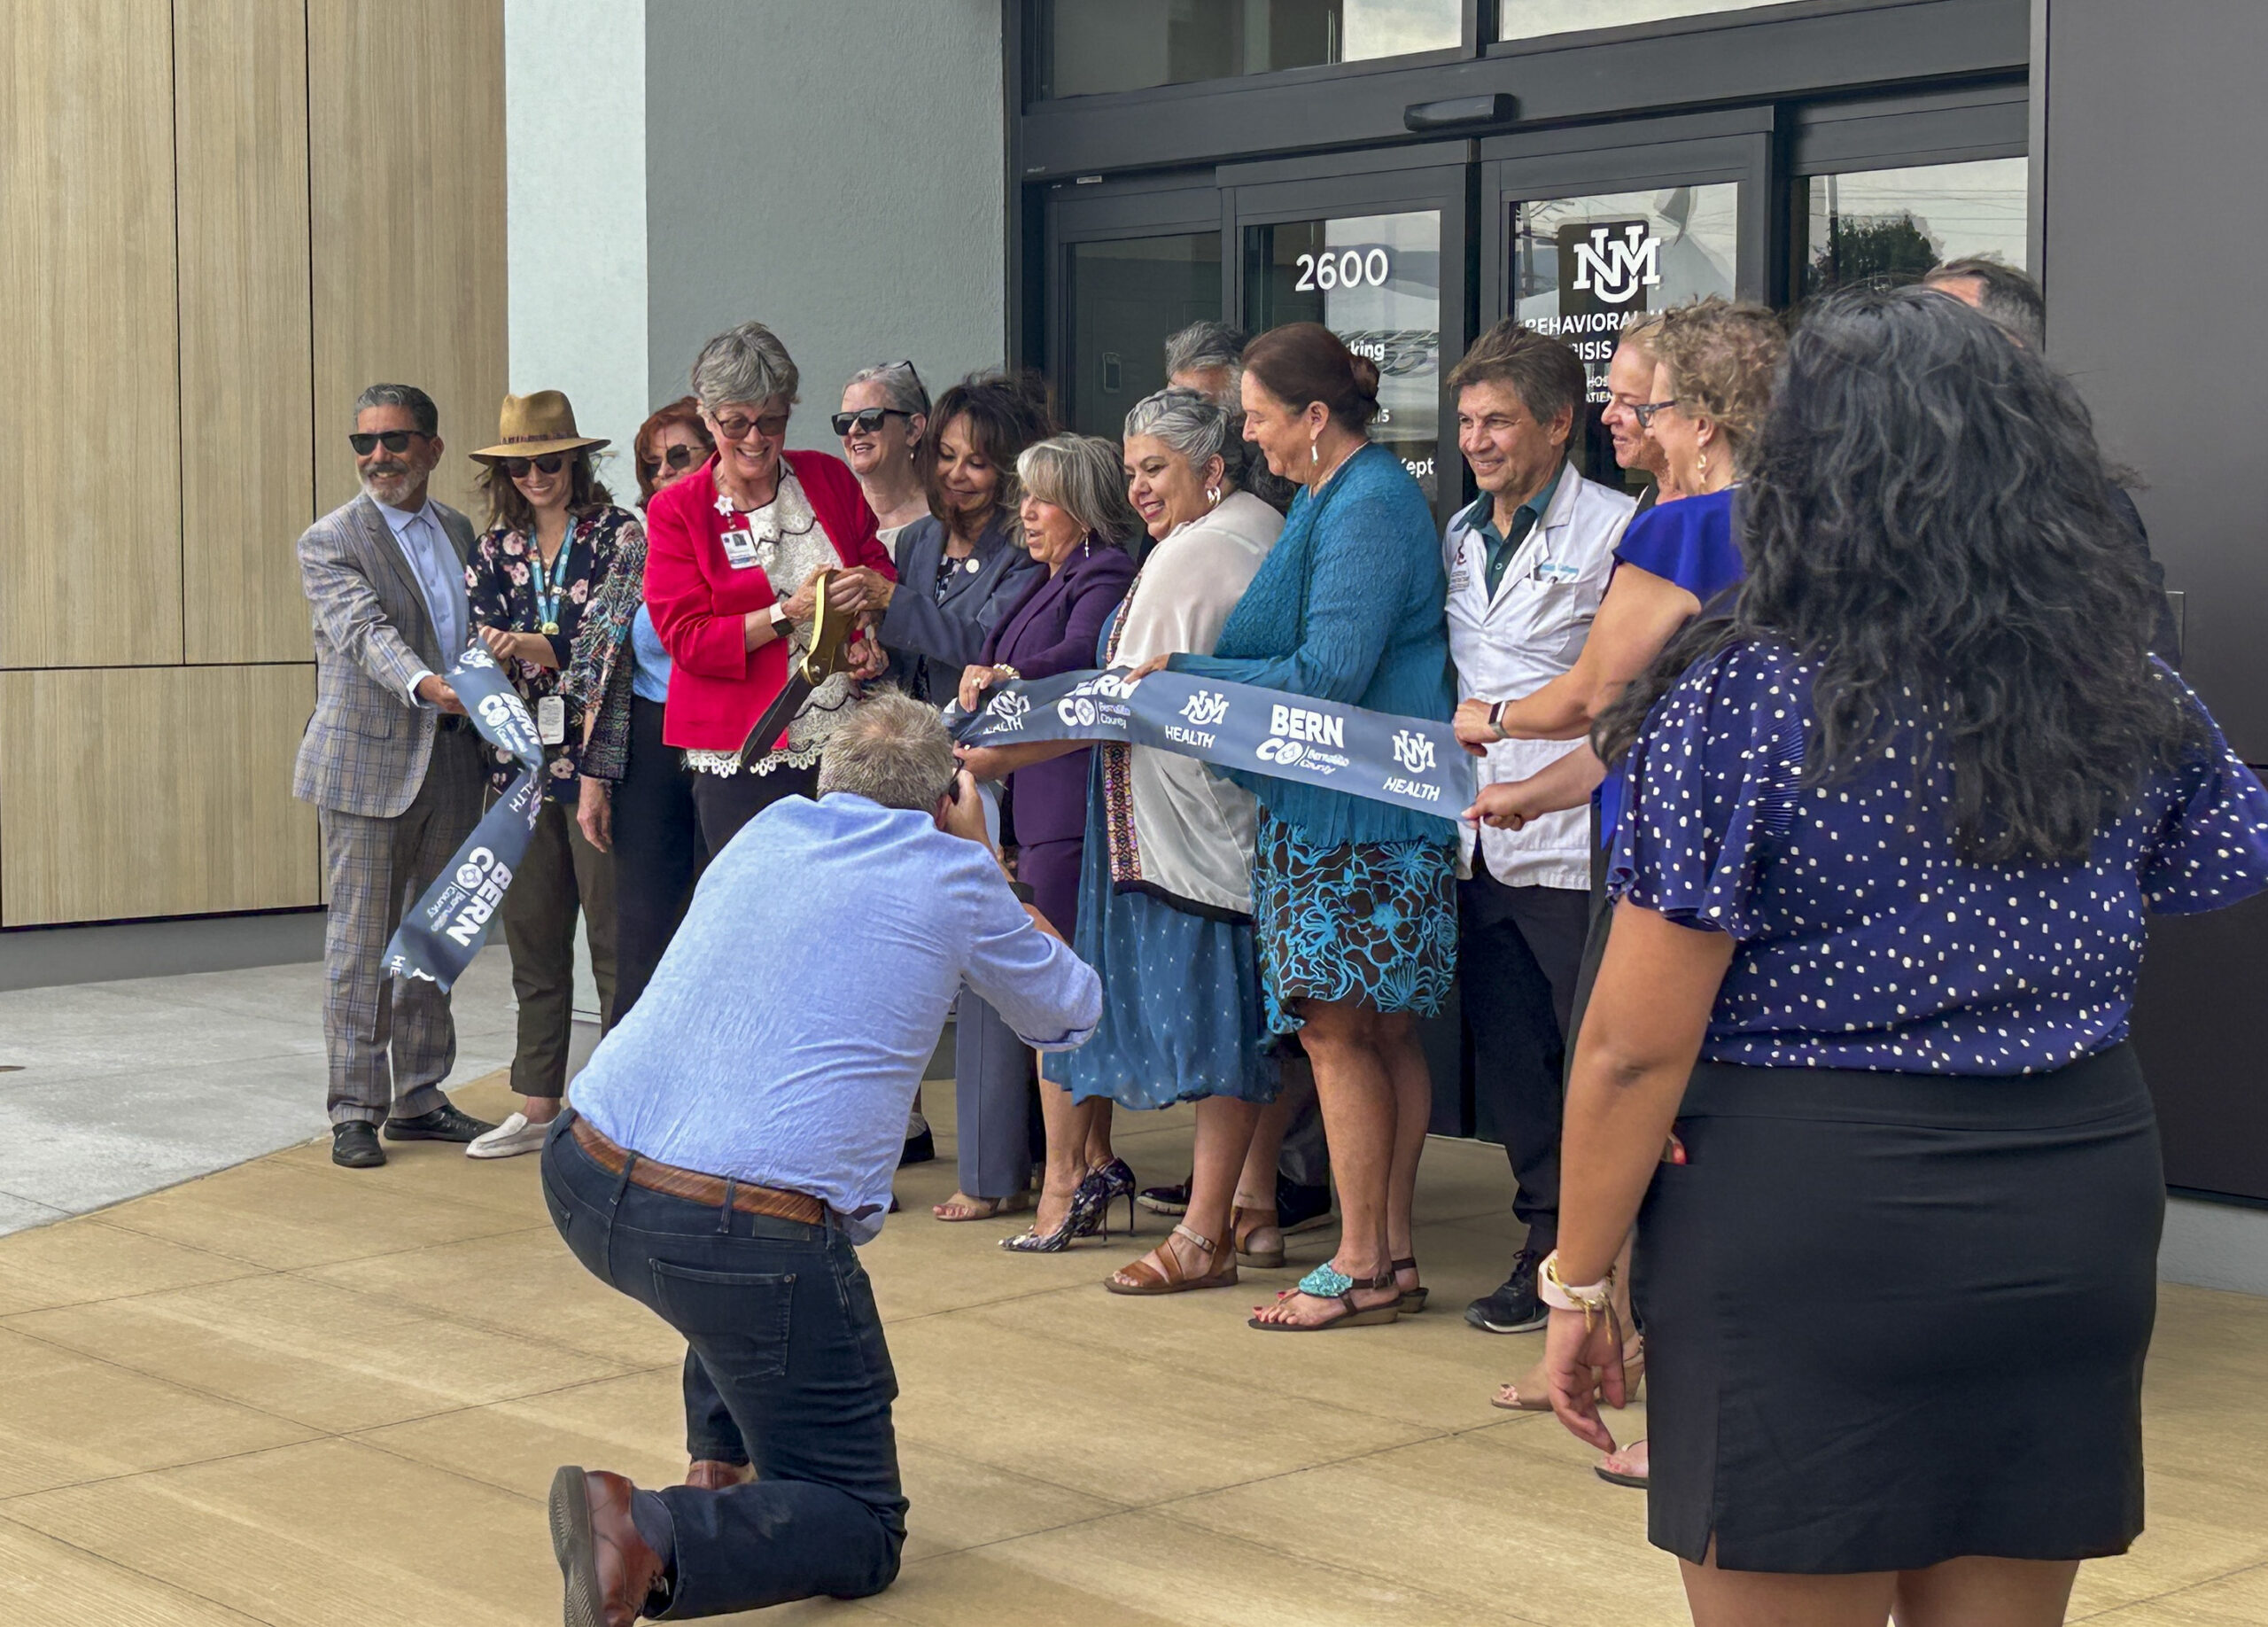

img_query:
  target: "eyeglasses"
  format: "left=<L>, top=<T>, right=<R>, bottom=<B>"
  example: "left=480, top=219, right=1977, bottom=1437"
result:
left=1629, top=400, right=1681, bottom=429
left=348, top=430, right=431, bottom=455
left=501, top=454, right=567, bottom=478
left=660, top=443, right=707, bottom=471
left=712, top=410, right=790, bottom=442
left=832, top=407, right=911, bottom=438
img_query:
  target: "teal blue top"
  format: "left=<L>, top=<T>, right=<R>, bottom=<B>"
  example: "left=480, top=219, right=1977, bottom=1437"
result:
left=1173, top=443, right=1456, bottom=846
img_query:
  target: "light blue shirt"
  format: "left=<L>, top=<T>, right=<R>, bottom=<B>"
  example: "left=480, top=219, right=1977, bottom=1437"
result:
left=570, top=792, right=1101, bottom=1242
left=629, top=603, right=672, bottom=703
left=373, top=495, right=469, bottom=696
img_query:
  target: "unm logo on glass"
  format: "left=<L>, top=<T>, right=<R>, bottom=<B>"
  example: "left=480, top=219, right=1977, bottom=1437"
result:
left=1390, top=728, right=1436, bottom=776
left=1569, top=222, right=1661, bottom=306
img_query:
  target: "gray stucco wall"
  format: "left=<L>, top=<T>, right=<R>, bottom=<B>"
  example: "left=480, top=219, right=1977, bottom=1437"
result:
left=645, top=0, right=1006, bottom=450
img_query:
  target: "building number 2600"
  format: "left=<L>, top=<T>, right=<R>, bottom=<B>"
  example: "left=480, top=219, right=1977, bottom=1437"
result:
left=1294, top=247, right=1391, bottom=292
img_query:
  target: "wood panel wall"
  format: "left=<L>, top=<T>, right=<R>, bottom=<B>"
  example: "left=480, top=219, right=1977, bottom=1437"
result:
left=310, top=0, right=510, bottom=523
left=0, top=0, right=505, bottom=928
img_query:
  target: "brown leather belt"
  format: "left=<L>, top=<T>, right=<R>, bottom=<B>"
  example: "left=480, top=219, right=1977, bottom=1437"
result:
left=571, top=1117, right=827, bottom=1227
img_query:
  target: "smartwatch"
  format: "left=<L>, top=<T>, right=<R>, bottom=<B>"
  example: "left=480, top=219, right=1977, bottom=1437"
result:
left=1487, top=699, right=1509, bottom=740
left=769, top=602, right=793, bottom=636
left=1008, top=880, right=1037, bottom=905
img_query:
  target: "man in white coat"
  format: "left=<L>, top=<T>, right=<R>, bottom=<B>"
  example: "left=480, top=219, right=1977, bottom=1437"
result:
left=1441, top=322, right=1636, bottom=1335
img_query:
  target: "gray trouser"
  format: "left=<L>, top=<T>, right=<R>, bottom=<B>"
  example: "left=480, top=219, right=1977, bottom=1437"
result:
left=954, top=993, right=1032, bottom=1199
left=318, top=728, right=484, bottom=1125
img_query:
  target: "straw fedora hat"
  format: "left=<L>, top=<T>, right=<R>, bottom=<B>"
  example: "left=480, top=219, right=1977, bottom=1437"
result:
left=470, top=391, right=610, bottom=462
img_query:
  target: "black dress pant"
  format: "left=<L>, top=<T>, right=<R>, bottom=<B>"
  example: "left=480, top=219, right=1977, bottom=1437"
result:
left=1457, top=851, right=1591, bottom=1256
left=690, top=758, right=818, bottom=857
left=610, top=697, right=704, bottom=1025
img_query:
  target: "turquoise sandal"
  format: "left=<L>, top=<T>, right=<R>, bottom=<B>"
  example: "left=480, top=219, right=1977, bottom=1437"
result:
left=1247, top=1263, right=1401, bottom=1332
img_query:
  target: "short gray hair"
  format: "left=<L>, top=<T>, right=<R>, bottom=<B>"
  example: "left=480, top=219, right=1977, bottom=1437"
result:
left=1163, top=319, right=1250, bottom=385
left=1923, top=256, right=2047, bottom=349
left=1123, top=386, right=1245, bottom=487
left=353, top=382, right=437, bottom=435
left=1017, top=434, right=1143, bottom=549
left=692, top=322, right=799, bottom=413
left=817, top=691, right=956, bottom=811
left=843, top=360, right=930, bottom=419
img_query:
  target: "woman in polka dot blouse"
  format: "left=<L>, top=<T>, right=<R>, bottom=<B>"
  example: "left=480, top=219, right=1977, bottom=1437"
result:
left=1541, top=285, right=2268, bottom=1626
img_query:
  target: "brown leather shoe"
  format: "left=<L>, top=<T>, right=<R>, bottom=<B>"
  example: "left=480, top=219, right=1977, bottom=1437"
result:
left=549, top=1466, right=666, bottom=1627
left=684, top=1458, right=753, bottom=1491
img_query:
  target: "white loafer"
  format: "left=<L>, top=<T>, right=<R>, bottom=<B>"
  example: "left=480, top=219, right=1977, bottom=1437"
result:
left=466, top=1111, right=550, bottom=1159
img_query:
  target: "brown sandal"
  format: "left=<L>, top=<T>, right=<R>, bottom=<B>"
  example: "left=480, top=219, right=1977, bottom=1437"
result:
left=1391, top=1255, right=1427, bottom=1313
left=932, top=1190, right=1031, bottom=1222
left=1231, top=1203, right=1285, bottom=1268
left=1105, top=1224, right=1239, bottom=1296
left=1247, top=1265, right=1401, bottom=1332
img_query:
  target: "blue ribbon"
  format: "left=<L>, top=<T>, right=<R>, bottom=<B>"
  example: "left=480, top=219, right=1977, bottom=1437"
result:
left=382, top=648, right=548, bottom=991
left=946, top=666, right=1472, bottom=822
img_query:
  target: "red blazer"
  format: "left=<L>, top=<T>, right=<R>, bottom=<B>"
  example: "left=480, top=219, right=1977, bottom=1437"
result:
left=645, top=449, right=896, bottom=751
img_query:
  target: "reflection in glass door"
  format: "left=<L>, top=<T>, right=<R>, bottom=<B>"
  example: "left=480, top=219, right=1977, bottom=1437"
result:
left=1511, top=185, right=1739, bottom=491
left=1798, top=157, right=2029, bottom=297
left=1246, top=210, right=1443, bottom=502
left=1065, top=232, right=1223, bottom=435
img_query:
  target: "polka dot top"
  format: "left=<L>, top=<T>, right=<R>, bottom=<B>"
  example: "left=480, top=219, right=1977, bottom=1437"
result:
left=1609, top=641, right=2268, bottom=1074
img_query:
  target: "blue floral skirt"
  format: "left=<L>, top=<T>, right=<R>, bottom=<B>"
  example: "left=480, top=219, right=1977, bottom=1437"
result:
left=1250, top=813, right=1457, bottom=1033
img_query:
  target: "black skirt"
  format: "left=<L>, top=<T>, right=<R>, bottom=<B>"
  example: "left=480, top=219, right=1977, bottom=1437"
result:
left=1636, top=1042, right=2161, bottom=1574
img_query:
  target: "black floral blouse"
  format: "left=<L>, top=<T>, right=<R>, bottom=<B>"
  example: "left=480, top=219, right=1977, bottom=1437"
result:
left=464, top=504, right=641, bottom=798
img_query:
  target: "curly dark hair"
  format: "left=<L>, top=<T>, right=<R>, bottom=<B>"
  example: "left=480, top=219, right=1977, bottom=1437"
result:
left=1597, top=284, right=2198, bottom=865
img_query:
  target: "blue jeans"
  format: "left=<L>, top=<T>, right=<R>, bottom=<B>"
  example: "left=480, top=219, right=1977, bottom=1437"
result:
left=540, top=1117, right=907, bottom=1615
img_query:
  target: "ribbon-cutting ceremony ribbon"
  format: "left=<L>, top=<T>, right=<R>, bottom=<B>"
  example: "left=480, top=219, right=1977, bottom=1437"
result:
left=382, top=647, right=548, bottom=991
left=946, top=666, right=1473, bottom=822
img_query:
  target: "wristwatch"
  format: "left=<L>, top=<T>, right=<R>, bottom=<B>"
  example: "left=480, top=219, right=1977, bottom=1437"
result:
left=768, top=602, right=793, bottom=636
left=1487, top=699, right=1510, bottom=740
left=1008, top=880, right=1037, bottom=905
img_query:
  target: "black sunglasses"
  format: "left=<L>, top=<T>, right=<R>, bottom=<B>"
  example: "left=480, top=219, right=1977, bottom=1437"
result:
left=660, top=443, right=707, bottom=471
left=348, top=430, right=431, bottom=455
left=501, top=454, right=568, bottom=478
left=832, top=407, right=912, bottom=438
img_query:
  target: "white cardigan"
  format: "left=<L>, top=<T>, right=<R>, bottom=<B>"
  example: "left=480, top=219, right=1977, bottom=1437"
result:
left=1112, top=490, right=1282, bottom=916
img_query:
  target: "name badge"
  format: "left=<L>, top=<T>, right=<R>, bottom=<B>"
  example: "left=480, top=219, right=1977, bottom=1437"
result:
left=720, top=527, right=762, bottom=570
left=1447, top=570, right=1471, bottom=595
left=535, top=694, right=566, bottom=745
left=1533, top=558, right=1581, bottom=585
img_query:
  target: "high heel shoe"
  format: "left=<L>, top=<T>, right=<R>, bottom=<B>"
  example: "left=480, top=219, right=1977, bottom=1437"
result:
left=1090, top=1157, right=1138, bottom=1238
left=1001, top=1168, right=1114, bottom=1254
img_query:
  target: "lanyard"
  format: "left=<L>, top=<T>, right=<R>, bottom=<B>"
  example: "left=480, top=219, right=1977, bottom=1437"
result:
left=532, top=518, right=575, bottom=634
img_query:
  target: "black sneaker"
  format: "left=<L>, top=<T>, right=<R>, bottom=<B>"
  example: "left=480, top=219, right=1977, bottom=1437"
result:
left=382, top=1101, right=496, bottom=1143
left=1137, top=1176, right=1192, bottom=1216
left=1465, top=1249, right=1548, bottom=1334
left=332, top=1121, right=386, bottom=1168
left=1276, top=1174, right=1334, bottom=1235
left=900, top=1125, right=936, bottom=1166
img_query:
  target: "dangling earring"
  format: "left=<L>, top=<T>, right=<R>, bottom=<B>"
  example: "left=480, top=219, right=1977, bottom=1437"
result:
left=1310, top=437, right=1321, bottom=467
left=1082, top=534, right=1092, bottom=558
left=1697, top=449, right=1710, bottom=480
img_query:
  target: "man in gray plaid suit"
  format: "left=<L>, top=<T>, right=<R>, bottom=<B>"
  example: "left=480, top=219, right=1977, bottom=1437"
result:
left=294, top=383, right=498, bottom=1169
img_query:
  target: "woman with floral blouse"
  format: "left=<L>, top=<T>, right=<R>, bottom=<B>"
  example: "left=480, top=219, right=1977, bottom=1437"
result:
left=460, top=391, right=641, bottom=1160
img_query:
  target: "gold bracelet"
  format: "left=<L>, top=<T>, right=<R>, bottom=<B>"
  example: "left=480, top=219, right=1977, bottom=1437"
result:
left=994, top=664, right=1021, bottom=681
left=1539, top=1251, right=1616, bottom=1330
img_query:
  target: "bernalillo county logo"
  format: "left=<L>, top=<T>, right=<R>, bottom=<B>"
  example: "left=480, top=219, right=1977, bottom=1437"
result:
left=1257, top=702, right=1349, bottom=774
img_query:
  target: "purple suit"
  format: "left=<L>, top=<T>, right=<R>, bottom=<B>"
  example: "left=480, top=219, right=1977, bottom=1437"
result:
left=980, top=543, right=1136, bottom=934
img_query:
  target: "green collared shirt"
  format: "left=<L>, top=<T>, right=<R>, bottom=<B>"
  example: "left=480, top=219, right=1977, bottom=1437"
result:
left=1472, top=463, right=1564, bottom=599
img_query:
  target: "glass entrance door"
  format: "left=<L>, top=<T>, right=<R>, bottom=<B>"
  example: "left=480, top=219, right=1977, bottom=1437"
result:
left=1481, top=113, right=1771, bottom=495
left=1223, top=147, right=1469, bottom=530
left=1046, top=180, right=1225, bottom=437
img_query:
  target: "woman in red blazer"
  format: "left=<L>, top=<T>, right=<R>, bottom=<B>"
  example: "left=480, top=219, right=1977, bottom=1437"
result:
left=644, top=321, right=896, bottom=854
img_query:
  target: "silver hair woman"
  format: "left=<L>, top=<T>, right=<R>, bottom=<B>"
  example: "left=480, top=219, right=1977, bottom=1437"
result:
left=836, top=360, right=932, bottom=543
left=961, top=389, right=1292, bottom=1287
left=1014, top=434, right=1145, bottom=554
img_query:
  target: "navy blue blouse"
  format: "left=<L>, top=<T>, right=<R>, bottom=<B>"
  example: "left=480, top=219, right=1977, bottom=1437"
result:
left=1611, top=640, right=2268, bottom=1074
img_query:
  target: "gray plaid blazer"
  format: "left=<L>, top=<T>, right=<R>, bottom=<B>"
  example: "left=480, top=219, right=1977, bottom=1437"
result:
left=292, top=492, right=477, bottom=819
